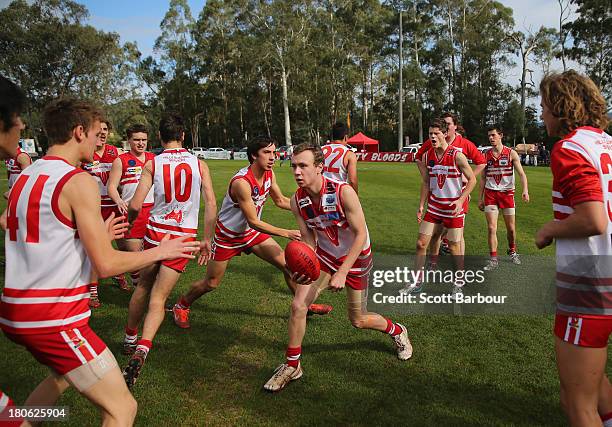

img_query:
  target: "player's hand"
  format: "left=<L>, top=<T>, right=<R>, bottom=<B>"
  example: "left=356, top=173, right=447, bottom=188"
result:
left=449, top=199, right=464, bottom=216
left=329, top=271, right=347, bottom=292
left=117, top=199, right=129, bottom=215
left=416, top=207, right=423, bottom=223
left=157, top=235, right=201, bottom=260
left=522, top=192, right=530, bottom=203
left=535, top=227, right=553, bottom=249
left=285, top=230, right=301, bottom=241
left=197, top=239, right=212, bottom=266
left=290, top=271, right=313, bottom=286
left=105, top=212, right=128, bottom=241
left=478, top=199, right=485, bottom=211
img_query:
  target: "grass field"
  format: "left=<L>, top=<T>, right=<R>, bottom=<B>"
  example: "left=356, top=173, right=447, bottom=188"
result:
left=0, top=160, right=604, bottom=426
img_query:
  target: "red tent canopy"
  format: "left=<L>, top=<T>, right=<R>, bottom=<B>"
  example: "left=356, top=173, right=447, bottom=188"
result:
left=346, top=132, right=379, bottom=153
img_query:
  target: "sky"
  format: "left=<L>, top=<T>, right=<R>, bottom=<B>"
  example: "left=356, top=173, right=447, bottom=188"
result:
left=0, top=0, right=580, bottom=94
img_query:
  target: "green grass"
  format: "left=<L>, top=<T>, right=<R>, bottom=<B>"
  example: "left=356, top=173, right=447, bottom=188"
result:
left=0, top=160, right=598, bottom=426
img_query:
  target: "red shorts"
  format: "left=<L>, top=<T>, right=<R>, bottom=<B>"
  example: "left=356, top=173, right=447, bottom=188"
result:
left=211, top=232, right=271, bottom=262
left=554, top=313, right=612, bottom=348
left=423, top=211, right=464, bottom=229
left=319, top=262, right=369, bottom=290
left=484, top=189, right=515, bottom=210
left=143, top=229, right=195, bottom=273
left=100, top=206, right=120, bottom=221
left=125, top=204, right=152, bottom=240
left=4, top=324, right=107, bottom=375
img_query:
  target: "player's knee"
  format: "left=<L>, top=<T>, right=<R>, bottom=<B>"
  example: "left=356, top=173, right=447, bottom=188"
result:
left=487, top=222, right=497, bottom=233
left=416, top=238, right=429, bottom=252
left=290, top=300, right=308, bottom=318
left=202, top=277, right=220, bottom=291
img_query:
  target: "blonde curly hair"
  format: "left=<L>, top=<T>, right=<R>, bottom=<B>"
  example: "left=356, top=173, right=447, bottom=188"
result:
left=539, top=70, right=609, bottom=135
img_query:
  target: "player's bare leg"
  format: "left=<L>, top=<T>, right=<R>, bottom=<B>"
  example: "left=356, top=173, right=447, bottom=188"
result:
left=346, top=288, right=412, bottom=360
left=446, top=228, right=465, bottom=300
left=23, top=375, right=70, bottom=408
left=484, top=208, right=499, bottom=270
left=502, top=211, right=520, bottom=264
left=118, top=238, right=144, bottom=288
left=250, top=238, right=332, bottom=315
left=81, top=367, right=137, bottom=426
left=123, top=263, right=159, bottom=355
left=598, top=376, right=612, bottom=423
left=264, top=273, right=328, bottom=392
left=401, top=222, right=434, bottom=294
left=425, top=224, right=444, bottom=269
left=173, top=259, right=229, bottom=329
left=123, top=265, right=181, bottom=388
left=555, top=337, right=608, bottom=426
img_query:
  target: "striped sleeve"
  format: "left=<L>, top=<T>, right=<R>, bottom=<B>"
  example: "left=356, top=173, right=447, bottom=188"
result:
left=551, top=141, right=603, bottom=207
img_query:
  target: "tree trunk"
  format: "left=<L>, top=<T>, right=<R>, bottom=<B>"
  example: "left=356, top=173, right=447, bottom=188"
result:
left=281, top=64, right=292, bottom=147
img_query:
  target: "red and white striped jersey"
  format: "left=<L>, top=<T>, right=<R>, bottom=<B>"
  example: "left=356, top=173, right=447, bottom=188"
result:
left=0, top=156, right=92, bottom=335
left=118, top=152, right=155, bottom=204
left=145, top=148, right=201, bottom=244
left=81, top=144, right=120, bottom=208
left=551, top=126, right=612, bottom=316
left=295, top=177, right=372, bottom=276
left=425, top=146, right=464, bottom=218
left=215, top=166, right=272, bottom=247
left=484, top=146, right=515, bottom=191
left=322, top=143, right=350, bottom=183
left=5, top=147, right=31, bottom=189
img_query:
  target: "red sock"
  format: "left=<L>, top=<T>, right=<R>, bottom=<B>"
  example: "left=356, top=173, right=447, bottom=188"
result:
left=430, top=254, right=439, bottom=264
left=490, top=251, right=498, bottom=259
left=384, top=318, right=402, bottom=336
left=509, top=243, right=516, bottom=253
left=125, top=327, right=138, bottom=336
left=178, top=296, right=191, bottom=309
left=601, top=412, right=612, bottom=427
left=285, top=346, right=301, bottom=368
left=442, top=238, right=449, bottom=246
left=136, top=339, right=153, bottom=356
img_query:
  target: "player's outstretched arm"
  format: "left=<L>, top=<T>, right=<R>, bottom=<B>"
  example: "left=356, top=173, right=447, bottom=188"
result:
left=478, top=167, right=487, bottom=210
left=269, top=171, right=291, bottom=210
left=128, top=159, right=153, bottom=223
left=65, top=173, right=199, bottom=278
left=197, top=159, right=217, bottom=264
left=453, top=152, right=476, bottom=214
left=290, top=195, right=315, bottom=248
left=329, top=185, right=368, bottom=291
left=345, top=151, right=359, bottom=194
left=233, top=178, right=300, bottom=240
left=107, top=157, right=127, bottom=214
left=511, top=150, right=529, bottom=202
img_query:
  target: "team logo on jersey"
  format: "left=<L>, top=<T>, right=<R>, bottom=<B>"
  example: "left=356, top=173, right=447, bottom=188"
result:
left=326, top=212, right=340, bottom=221
left=436, top=173, right=447, bottom=189
left=428, top=160, right=435, bottom=168
left=499, top=158, right=509, bottom=166
left=323, top=194, right=337, bottom=212
left=487, top=160, right=493, bottom=166
left=264, top=179, right=271, bottom=191
left=128, top=159, right=137, bottom=166
left=126, top=166, right=142, bottom=174
left=493, top=173, right=503, bottom=185
left=164, top=209, right=184, bottom=224
left=253, top=187, right=259, bottom=196
left=298, top=197, right=312, bottom=208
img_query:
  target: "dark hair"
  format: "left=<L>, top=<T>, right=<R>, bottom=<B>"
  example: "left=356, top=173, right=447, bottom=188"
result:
left=0, top=75, right=26, bottom=133
left=441, top=112, right=459, bottom=126
left=43, top=98, right=103, bottom=146
left=331, top=122, right=348, bottom=140
left=247, top=136, right=276, bottom=164
left=428, top=118, right=448, bottom=133
left=540, top=70, right=609, bottom=135
left=100, top=119, right=112, bottom=131
left=487, top=125, right=504, bottom=135
left=292, top=142, right=324, bottom=166
left=127, top=123, right=148, bottom=139
left=159, top=112, right=185, bottom=143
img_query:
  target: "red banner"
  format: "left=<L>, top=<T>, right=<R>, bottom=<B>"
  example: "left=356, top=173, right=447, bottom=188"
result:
left=356, top=152, right=414, bottom=162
